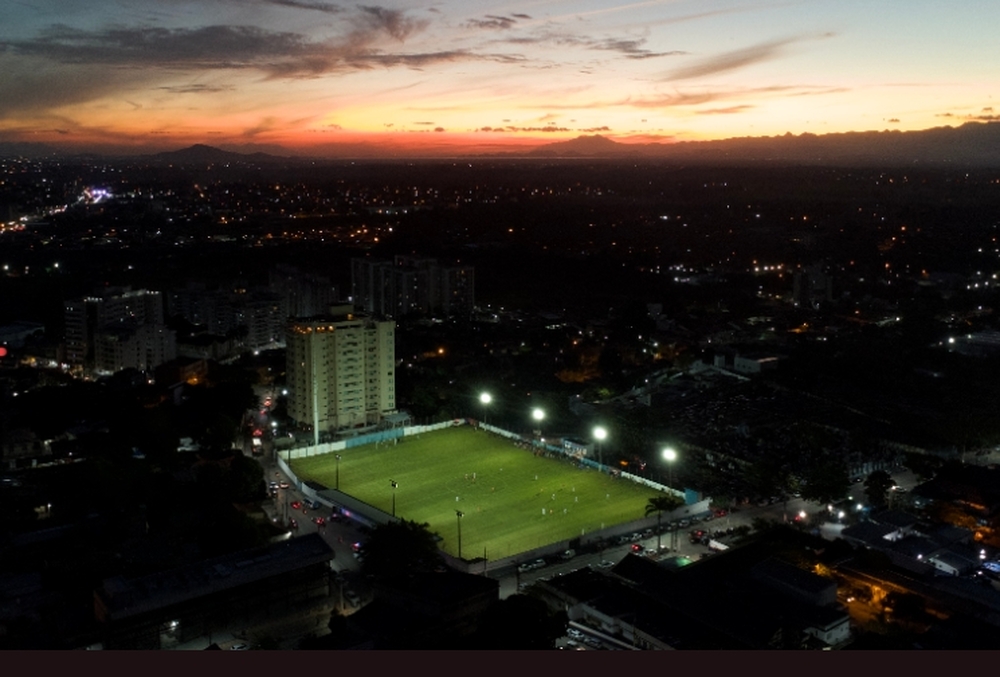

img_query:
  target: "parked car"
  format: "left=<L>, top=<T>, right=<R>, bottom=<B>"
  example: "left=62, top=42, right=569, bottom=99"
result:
left=597, top=560, right=615, bottom=569
left=560, top=549, right=576, bottom=561
left=291, top=501, right=302, bottom=510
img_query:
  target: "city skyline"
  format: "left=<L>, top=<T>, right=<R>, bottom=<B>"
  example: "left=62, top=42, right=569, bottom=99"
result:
left=2, top=1, right=998, bottom=157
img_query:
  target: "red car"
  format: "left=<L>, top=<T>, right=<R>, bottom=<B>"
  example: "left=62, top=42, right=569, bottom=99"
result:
left=313, top=516, right=326, bottom=526
left=291, top=501, right=302, bottom=510
left=630, top=543, right=643, bottom=553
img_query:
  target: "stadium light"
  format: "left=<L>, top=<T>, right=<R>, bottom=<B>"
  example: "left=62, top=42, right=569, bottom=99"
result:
left=593, top=426, right=607, bottom=468
left=480, top=392, right=491, bottom=425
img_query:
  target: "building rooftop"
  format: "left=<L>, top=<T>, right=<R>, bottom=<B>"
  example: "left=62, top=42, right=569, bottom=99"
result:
left=97, top=533, right=334, bottom=620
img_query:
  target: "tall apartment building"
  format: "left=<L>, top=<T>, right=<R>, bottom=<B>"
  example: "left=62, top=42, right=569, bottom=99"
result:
left=792, top=265, right=834, bottom=309
left=351, top=255, right=474, bottom=318
left=269, top=264, right=339, bottom=319
left=285, top=305, right=396, bottom=435
left=167, top=283, right=285, bottom=350
left=64, top=287, right=173, bottom=373
left=95, top=323, right=177, bottom=374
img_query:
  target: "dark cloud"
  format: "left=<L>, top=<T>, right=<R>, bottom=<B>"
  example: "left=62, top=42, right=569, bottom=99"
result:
left=503, top=31, right=684, bottom=60
left=476, top=124, right=608, bottom=133
left=5, top=24, right=307, bottom=69
left=665, top=37, right=798, bottom=80
left=887, top=118, right=900, bottom=123
left=984, top=107, right=994, bottom=113
left=156, top=84, right=234, bottom=94
left=357, top=5, right=428, bottom=41
left=969, top=114, right=1000, bottom=121
left=935, top=112, right=954, bottom=117
left=265, top=0, right=343, bottom=14
left=512, top=14, right=531, bottom=20
left=414, top=121, right=434, bottom=125
left=3, top=13, right=522, bottom=83
left=243, top=116, right=279, bottom=137
left=434, top=127, right=445, bottom=132
left=465, top=15, right=518, bottom=31
left=697, top=105, right=754, bottom=115
left=593, top=38, right=686, bottom=60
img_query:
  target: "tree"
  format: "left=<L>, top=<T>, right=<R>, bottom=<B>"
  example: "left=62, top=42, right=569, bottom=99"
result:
left=227, top=452, right=266, bottom=503
left=472, top=594, right=568, bottom=650
left=799, top=459, right=850, bottom=505
left=646, top=494, right=684, bottom=551
left=864, top=469, right=895, bottom=508
left=360, top=519, right=442, bottom=580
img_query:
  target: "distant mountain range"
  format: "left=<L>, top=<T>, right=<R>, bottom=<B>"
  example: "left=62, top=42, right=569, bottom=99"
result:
left=148, top=143, right=294, bottom=164
left=2, top=121, right=999, bottom=166
left=525, top=122, right=1000, bottom=166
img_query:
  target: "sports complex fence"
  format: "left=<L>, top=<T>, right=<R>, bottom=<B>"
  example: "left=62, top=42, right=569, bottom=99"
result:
left=277, top=418, right=706, bottom=572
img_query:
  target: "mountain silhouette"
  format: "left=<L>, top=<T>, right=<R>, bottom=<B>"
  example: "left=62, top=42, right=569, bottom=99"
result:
left=526, top=122, right=1000, bottom=166
left=149, top=144, right=291, bottom=164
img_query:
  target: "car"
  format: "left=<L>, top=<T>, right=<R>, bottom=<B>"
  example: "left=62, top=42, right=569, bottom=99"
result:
left=313, top=516, right=326, bottom=526
left=678, top=519, right=690, bottom=528
left=230, top=644, right=248, bottom=651
left=560, top=549, right=576, bottom=561
left=644, top=548, right=657, bottom=557
left=713, top=509, right=728, bottom=517
left=597, top=560, right=615, bottom=569
left=268, top=480, right=279, bottom=489
left=290, top=500, right=302, bottom=510
left=279, top=481, right=290, bottom=489
left=567, top=628, right=584, bottom=639
left=289, top=518, right=298, bottom=530
left=642, top=528, right=653, bottom=538
left=344, top=590, right=361, bottom=606
left=352, top=541, right=363, bottom=552
left=532, top=558, right=546, bottom=569
left=630, top=543, right=643, bottom=553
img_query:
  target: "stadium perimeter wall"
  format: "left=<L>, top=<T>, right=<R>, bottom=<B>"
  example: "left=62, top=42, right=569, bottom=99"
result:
left=277, top=419, right=708, bottom=573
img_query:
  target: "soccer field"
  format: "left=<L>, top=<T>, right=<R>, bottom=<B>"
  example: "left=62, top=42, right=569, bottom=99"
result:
left=291, top=426, right=657, bottom=560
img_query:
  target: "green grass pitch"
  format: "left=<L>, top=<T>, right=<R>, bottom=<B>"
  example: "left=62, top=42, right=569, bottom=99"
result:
left=291, top=426, right=658, bottom=560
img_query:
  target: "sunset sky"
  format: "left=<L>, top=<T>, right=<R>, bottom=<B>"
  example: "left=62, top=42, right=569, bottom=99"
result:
left=2, top=0, right=998, bottom=156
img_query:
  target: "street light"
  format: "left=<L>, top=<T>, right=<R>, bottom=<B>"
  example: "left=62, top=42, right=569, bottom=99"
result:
left=456, top=510, right=464, bottom=559
left=593, top=426, right=607, bottom=469
left=390, top=480, right=398, bottom=517
left=480, top=392, right=491, bottom=425
left=662, top=447, right=678, bottom=551
left=335, top=453, right=342, bottom=491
